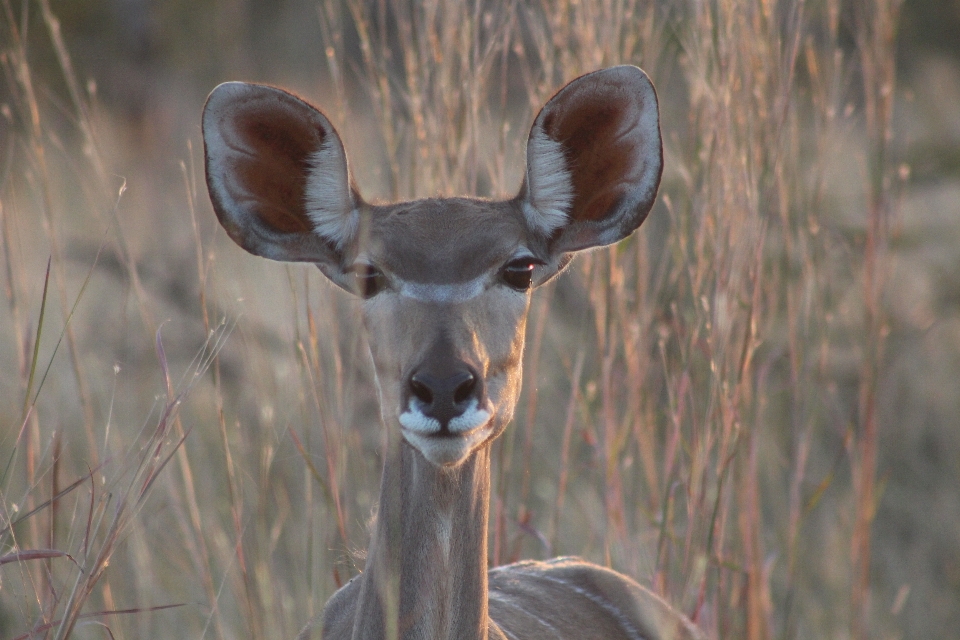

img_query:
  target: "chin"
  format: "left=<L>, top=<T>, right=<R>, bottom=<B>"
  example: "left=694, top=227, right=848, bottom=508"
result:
left=401, top=423, right=495, bottom=467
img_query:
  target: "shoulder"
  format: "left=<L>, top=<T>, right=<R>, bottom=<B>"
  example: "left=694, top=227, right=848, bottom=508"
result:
left=488, top=557, right=705, bottom=640
left=295, top=575, right=361, bottom=640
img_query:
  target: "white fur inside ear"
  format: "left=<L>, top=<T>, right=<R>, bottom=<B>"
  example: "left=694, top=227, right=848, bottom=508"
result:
left=524, top=127, right=573, bottom=236
left=305, top=137, right=358, bottom=249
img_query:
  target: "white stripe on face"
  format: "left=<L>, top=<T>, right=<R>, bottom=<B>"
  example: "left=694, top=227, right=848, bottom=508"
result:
left=390, top=250, right=538, bottom=303
left=395, top=274, right=488, bottom=303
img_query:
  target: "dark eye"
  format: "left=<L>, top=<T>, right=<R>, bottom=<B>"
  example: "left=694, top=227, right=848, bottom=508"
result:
left=351, top=264, right=388, bottom=298
left=502, top=260, right=537, bottom=291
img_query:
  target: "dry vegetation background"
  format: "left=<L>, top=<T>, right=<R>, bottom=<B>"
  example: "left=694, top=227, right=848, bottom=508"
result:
left=2, top=0, right=959, bottom=638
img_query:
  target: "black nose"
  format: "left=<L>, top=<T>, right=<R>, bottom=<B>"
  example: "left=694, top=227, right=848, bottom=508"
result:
left=408, top=365, right=481, bottom=430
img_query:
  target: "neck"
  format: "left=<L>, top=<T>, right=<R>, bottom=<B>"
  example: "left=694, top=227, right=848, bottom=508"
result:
left=351, top=435, right=491, bottom=640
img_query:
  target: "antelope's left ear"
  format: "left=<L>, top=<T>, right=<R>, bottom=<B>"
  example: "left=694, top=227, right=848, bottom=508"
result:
left=518, top=65, right=662, bottom=283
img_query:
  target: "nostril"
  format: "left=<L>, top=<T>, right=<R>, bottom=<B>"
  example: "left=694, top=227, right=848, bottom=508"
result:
left=453, top=372, right=476, bottom=405
left=408, top=367, right=481, bottom=420
left=410, top=376, right=434, bottom=405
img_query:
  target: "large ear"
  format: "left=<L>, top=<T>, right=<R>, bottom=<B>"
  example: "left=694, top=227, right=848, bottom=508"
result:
left=202, top=82, right=360, bottom=276
left=519, top=66, right=662, bottom=274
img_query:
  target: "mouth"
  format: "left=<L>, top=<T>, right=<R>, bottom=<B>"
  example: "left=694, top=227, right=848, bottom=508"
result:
left=398, top=400, right=492, bottom=466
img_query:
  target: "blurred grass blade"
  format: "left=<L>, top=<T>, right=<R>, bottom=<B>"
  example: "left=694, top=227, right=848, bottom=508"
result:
left=14, top=603, right=187, bottom=640
left=19, top=257, right=51, bottom=426
left=0, top=548, right=77, bottom=567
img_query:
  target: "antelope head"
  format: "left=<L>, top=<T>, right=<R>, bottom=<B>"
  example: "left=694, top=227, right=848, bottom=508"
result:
left=202, top=65, right=662, bottom=468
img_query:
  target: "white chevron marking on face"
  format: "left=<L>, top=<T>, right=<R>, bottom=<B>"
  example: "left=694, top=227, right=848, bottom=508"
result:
left=389, top=249, right=537, bottom=303
left=395, top=275, right=487, bottom=303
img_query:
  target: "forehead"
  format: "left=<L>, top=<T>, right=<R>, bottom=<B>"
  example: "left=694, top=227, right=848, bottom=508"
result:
left=361, top=198, right=529, bottom=283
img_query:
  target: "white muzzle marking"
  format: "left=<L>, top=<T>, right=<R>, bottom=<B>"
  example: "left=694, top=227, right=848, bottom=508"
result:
left=399, top=399, right=492, bottom=466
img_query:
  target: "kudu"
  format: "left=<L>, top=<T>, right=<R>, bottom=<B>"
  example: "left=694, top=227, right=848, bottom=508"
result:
left=202, top=66, right=704, bottom=640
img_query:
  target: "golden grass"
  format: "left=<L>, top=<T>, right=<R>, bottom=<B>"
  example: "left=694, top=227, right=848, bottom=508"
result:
left=0, top=1, right=932, bottom=638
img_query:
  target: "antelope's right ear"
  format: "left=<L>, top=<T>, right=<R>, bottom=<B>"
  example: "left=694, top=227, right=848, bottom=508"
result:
left=202, top=82, right=360, bottom=279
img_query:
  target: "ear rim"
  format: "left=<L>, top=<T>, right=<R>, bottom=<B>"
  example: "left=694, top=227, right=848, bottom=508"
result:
left=201, top=82, right=360, bottom=272
left=519, top=65, right=663, bottom=274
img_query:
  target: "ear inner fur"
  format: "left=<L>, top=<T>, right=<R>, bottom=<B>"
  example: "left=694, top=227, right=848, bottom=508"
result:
left=523, top=127, right=574, bottom=237
left=202, top=82, right=354, bottom=265
left=523, top=65, right=663, bottom=255
left=207, top=90, right=320, bottom=235
left=305, top=136, right=358, bottom=249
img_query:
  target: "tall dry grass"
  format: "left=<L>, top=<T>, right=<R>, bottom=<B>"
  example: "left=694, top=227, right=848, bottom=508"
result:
left=0, top=0, right=915, bottom=638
